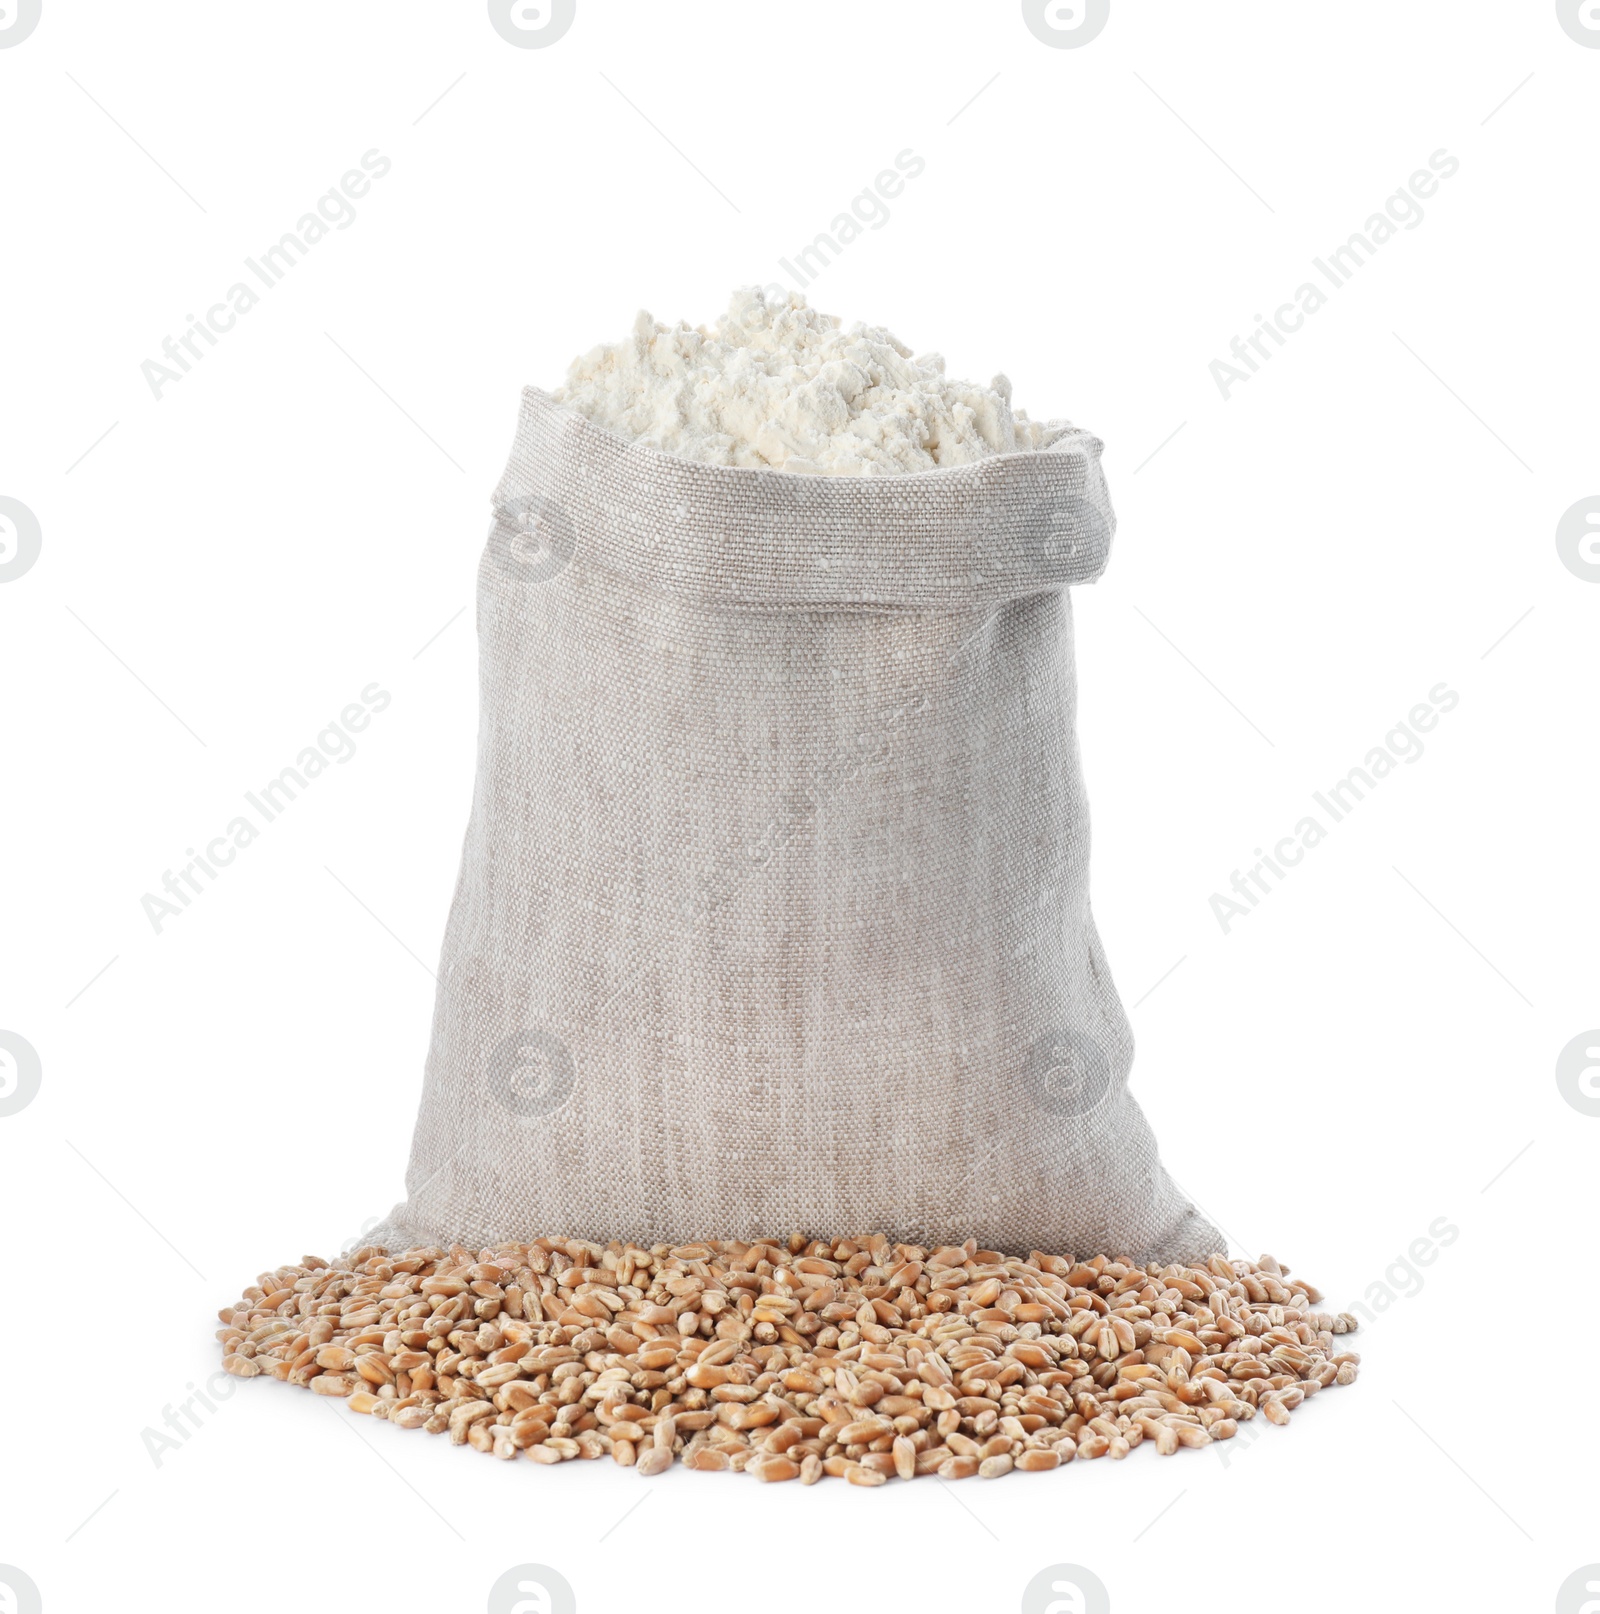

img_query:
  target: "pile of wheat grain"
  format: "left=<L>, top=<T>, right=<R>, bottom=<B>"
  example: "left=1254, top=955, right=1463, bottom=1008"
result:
left=218, top=1236, right=1358, bottom=1483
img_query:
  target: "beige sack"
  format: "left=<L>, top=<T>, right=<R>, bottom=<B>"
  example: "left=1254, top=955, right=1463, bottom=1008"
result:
left=368, top=389, right=1216, bottom=1262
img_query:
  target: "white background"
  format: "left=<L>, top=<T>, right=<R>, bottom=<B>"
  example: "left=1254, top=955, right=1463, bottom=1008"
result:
left=2, top=3, right=1596, bottom=1611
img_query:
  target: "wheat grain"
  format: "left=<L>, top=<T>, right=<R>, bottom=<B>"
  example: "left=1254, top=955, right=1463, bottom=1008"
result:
left=217, top=1240, right=1357, bottom=1484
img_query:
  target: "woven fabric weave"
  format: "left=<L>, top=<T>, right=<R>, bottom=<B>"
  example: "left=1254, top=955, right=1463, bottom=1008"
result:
left=368, top=389, right=1216, bottom=1261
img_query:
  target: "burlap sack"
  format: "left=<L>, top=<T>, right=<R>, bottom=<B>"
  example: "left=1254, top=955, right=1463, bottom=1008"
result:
left=368, top=389, right=1216, bottom=1262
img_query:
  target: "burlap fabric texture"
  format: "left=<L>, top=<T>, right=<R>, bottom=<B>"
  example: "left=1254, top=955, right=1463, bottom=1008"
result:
left=368, top=389, right=1217, bottom=1263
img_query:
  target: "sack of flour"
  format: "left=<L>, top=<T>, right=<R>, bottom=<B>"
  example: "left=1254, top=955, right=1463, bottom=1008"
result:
left=368, top=386, right=1216, bottom=1262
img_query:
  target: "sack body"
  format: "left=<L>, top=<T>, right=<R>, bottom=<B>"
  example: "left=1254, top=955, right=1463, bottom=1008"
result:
left=369, top=389, right=1217, bottom=1261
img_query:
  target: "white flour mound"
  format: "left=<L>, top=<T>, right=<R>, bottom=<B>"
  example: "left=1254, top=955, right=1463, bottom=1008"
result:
left=553, top=287, right=1065, bottom=476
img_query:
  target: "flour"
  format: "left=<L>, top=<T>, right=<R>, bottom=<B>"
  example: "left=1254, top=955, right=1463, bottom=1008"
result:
left=553, top=287, right=1064, bottom=476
